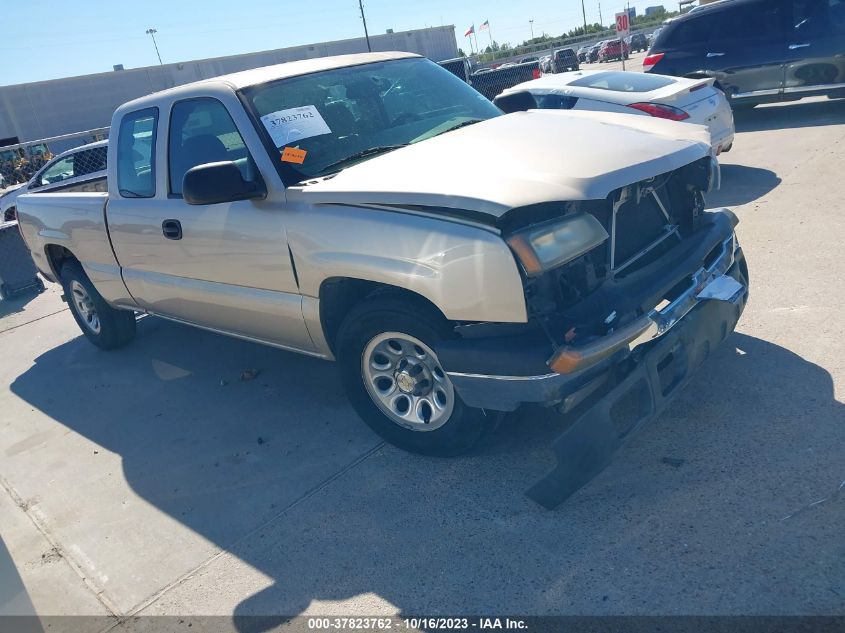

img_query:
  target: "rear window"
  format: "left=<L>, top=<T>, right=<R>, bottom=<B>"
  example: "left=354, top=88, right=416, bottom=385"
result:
left=568, top=72, right=676, bottom=92
left=116, top=108, right=158, bottom=199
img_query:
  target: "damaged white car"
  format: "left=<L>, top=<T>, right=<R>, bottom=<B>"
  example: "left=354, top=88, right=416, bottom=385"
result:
left=16, top=52, right=749, bottom=506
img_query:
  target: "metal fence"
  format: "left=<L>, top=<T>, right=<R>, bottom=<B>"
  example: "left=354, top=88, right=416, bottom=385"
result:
left=0, top=127, right=109, bottom=191
left=438, top=25, right=662, bottom=105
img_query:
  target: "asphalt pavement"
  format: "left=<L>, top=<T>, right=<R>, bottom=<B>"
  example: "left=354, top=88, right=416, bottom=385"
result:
left=1, top=93, right=844, bottom=629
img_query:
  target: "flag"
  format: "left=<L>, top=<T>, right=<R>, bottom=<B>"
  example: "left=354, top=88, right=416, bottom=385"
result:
left=480, top=20, right=489, bottom=30
left=464, top=24, right=474, bottom=37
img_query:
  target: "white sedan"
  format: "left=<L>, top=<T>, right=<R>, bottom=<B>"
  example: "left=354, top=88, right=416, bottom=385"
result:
left=495, top=70, right=735, bottom=155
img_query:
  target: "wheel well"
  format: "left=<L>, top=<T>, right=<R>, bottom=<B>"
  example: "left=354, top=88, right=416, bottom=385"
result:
left=44, top=245, right=78, bottom=280
left=319, top=278, right=449, bottom=355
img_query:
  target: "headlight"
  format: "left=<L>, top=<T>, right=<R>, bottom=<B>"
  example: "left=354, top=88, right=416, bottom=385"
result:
left=506, top=212, right=609, bottom=277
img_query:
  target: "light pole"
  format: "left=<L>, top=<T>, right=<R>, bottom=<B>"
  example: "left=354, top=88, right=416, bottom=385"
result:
left=358, top=0, right=372, bottom=52
left=581, top=0, right=588, bottom=33
left=145, top=28, right=163, bottom=66
left=529, top=19, right=534, bottom=40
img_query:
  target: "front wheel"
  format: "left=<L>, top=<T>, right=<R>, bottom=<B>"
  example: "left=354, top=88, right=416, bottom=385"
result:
left=337, top=297, right=489, bottom=456
left=61, top=260, right=136, bottom=350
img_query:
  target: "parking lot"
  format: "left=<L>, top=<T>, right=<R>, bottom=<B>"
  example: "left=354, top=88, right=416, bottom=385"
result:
left=2, top=84, right=845, bottom=629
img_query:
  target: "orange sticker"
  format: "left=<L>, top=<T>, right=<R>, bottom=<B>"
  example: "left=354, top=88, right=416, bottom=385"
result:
left=281, top=146, right=307, bottom=164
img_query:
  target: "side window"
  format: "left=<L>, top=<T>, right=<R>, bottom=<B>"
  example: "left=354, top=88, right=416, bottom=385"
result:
left=32, top=146, right=107, bottom=189
left=713, top=1, right=786, bottom=43
left=117, top=108, right=158, bottom=199
left=168, top=98, right=249, bottom=195
left=794, top=0, right=845, bottom=35
left=34, top=156, right=75, bottom=188
left=662, top=14, right=719, bottom=48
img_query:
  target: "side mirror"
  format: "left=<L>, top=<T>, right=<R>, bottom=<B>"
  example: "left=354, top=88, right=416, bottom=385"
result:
left=182, top=161, right=267, bottom=206
left=493, top=90, right=538, bottom=114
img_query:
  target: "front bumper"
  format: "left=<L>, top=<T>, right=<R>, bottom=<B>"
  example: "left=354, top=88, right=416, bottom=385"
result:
left=526, top=261, right=747, bottom=508
left=440, top=210, right=749, bottom=508
left=444, top=210, right=745, bottom=412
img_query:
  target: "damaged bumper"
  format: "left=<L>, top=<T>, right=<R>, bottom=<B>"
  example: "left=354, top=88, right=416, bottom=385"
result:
left=438, top=209, right=749, bottom=508
left=526, top=257, right=747, bottom=508
left=443, top=209, right=745, bottom=413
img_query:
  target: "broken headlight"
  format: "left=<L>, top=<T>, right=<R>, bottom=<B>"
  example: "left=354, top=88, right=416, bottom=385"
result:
left=506, top=212, right=609, bottom=278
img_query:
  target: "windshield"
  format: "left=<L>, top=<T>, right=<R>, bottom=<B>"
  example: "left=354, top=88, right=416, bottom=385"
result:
left=243, top=57, right=501, bottom=181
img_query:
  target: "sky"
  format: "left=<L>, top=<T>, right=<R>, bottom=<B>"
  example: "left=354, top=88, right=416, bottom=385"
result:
left=0, top=0, right=668, bottom=86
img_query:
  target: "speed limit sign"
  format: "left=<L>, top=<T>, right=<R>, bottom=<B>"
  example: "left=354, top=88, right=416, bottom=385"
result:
left=615, top=11, right=630, bottom=37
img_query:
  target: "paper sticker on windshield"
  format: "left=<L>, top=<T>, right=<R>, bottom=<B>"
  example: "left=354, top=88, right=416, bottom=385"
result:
left=260, top=105, right=331, bottom=147
left=281, top=146, right=307, bottom=164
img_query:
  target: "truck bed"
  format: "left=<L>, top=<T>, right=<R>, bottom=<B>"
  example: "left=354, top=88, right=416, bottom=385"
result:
left=16, top=192, right=134, bottom=305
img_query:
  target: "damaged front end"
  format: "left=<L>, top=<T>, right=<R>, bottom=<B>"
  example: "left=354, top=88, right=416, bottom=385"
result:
left=435, top=156, right=749, bottom=508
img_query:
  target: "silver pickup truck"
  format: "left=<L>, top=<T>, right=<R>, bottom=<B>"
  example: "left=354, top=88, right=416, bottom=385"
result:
left=17, top=52, right=749, bottom=506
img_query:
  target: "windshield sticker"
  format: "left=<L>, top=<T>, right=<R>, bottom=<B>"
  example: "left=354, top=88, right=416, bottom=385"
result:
left=281, top=146, right=307, bottom=164
left=260, top=105, right=331, bottom=146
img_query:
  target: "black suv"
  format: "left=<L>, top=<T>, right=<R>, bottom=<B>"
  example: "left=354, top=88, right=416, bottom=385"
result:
left=552, top=48, right=579, bottom=72
left=645, top=0, right=845, bottom=107
left=627, top=32, right=648, bottom=52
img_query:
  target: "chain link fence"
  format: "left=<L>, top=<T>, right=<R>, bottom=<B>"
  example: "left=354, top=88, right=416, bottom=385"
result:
left=439, top=24, right=662, bottom=103
left=1, top=128, right=109, bottom=221
left=0, top=127, right=109, bottom=191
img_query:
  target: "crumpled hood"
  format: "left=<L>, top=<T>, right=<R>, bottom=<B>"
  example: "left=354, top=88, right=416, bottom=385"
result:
left=293, top=109, right=712, bottom=219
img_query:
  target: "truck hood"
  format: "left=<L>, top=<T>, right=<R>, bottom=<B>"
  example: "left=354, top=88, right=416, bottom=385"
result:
left=293, top=109, right=711, bottom=219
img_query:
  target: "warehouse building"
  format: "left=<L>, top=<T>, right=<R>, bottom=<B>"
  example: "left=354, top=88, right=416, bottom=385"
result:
left=0, top=26, right=458, bottom=150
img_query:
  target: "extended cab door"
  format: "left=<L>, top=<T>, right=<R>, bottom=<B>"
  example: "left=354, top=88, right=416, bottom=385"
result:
left=106, top=97, right=316, bottom=353
left=703, top=0, right=790, bottom=102
left=783, top=0, right=845, bottom=96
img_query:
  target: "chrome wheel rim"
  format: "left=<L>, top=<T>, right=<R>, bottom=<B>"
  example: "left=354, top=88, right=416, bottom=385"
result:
left=70, top=280, right=100, bottom=334
left=361, top=332, right=455, bottom=431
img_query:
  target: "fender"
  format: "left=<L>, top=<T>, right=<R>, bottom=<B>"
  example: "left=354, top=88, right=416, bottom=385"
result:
left=285, top=201, right=528, bottom=324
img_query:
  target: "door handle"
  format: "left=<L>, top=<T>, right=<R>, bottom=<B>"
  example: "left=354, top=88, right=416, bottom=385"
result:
left=706, top=52, right=725, bottom=58
left=162, top=219, right=182, bottom=240
left=789, top=42, right=810, bottom=50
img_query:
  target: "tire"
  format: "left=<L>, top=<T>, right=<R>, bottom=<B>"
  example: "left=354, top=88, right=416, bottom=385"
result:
left=61, top=260, right=136, bottom=350
left=337, top=296, right=489, bottom=456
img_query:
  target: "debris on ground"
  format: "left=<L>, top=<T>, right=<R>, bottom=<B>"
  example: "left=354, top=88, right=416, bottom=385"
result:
left=240, top=368, right=260, bottom=381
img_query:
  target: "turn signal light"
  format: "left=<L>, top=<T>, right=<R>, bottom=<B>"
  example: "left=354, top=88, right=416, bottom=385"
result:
left=627, top=102, right=690, bottom=121
left=642, top=52, right=664, bottom=71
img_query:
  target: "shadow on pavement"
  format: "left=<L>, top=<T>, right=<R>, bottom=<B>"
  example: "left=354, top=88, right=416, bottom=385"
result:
left=707, top=164, right=781, bottom=208
left=9, top=320, right=845, bottom=620
left=0, top=289, right=42, bottom=320
left=734, top=98, right=845, bottom=132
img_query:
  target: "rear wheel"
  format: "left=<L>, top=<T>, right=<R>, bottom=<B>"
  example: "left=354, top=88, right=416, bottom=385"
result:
left=337, top=297, right=489, bottom=456
left=61, top=260, right=136, bottom=350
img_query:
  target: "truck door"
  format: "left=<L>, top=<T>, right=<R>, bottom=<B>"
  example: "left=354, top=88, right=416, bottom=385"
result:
left=106, top=99, right=316, bottom=353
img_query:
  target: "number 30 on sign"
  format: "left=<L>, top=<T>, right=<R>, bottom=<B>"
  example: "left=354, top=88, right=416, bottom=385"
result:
left=615, top=12, right=630, bottom=36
